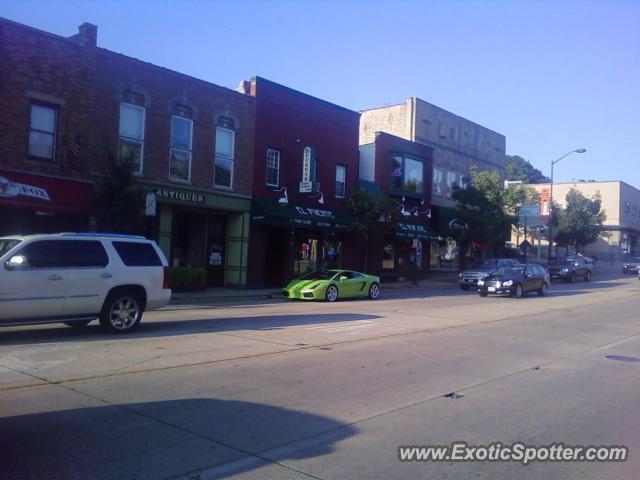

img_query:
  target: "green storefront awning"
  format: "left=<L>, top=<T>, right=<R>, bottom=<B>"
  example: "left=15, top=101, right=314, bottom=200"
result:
left=251, top=198, right=351, bottom=230
left=395, top=219, right=438, bottom=241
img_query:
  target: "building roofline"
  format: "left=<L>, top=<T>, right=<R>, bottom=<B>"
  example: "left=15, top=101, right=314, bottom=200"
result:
left=0, top=16, right=251, bottom=100
left=359, top=102, right=406, bottom=113
left=371, top=131, right=434, bottom=152
left=532, top=180, right=640, bottom=192
left=358, top=96, right=505, bottom=138
left=251, top=76, right=360, bottom=116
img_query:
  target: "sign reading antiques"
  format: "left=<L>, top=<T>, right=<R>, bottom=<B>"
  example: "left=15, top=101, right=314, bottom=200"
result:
left=156, top=188, right=205, bottom=204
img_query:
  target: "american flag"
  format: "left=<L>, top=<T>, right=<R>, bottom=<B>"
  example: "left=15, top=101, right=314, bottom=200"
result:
left=67, top=135, right=81, bottom=160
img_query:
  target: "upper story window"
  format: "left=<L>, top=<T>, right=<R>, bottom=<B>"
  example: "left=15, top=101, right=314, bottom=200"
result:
left=335, top=165, right=346, bottom=199
left=28, top=103, right=57, bottom=160
left=214, top=117, right=235, bottom=189
left=433, top=168, right=443, bottom=197
left=266, top=148, right=280, bottom=187
left=169, top=110, right=193, bottom=182
left=390, top=155, right=424, bottom=197
left=446, top=171, right=457, bottom=198
left=118, top=91, right=145, bottom=175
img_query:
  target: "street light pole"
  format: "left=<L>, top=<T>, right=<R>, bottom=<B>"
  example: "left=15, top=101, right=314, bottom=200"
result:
left=547, top=148, right=587, bottom=263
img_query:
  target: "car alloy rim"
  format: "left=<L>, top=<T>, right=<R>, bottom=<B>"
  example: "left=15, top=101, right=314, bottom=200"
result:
left=370, top=284, right=379, bottom=298
left=109, top=297, right=140, bottom=330
left=516, top=285, right=523, bottom=298
left=327, top=286, right=338, bottom=301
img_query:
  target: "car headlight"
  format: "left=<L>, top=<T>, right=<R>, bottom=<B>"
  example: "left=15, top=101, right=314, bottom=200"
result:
left=502, top=280, right=513, bottom=287
left=458, top=273, right=463, bottom=278
left=477, top=280, right=484, bottom=286
left=561, top=268, right=569, bottom=272
left=495, top=282, right=501, bottom=288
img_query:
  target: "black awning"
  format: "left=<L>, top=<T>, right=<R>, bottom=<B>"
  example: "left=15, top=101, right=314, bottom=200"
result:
left=251, top=198, right=351, bottom=230
left=394, top=219, right=438, bottom=240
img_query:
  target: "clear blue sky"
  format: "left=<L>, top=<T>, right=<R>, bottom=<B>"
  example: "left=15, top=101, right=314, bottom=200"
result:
left=3, top=0, right=639, bottom=187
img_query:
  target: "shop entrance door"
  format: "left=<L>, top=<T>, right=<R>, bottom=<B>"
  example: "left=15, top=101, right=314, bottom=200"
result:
left=206, top=215, right=227, bottom=287
left=265, top=229, right=288, bottom=287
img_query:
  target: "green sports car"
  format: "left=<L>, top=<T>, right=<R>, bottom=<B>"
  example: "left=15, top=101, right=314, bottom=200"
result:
left=283, top=269, right=381, bottom=302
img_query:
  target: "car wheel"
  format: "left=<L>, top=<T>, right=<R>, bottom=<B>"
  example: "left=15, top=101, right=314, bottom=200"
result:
left=99, top=291, right=144, bottom=333
left=325, top=285, right=339, bottom=302
left=368, top=282, right=380, bottom=300
left=513, top=284, right=524, bottom=298
left=585, top=270, right=592, bottom=281
left=64, top=319, right=93, bottom=329
left=538, top=282, right=548, bottom=296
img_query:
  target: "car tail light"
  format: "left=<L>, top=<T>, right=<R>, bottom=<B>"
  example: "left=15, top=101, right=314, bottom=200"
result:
left=163, top=266, right=170, bottom=289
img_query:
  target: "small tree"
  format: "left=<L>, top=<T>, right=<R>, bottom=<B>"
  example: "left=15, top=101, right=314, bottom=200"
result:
left=553, top=188, right=606, bottom=254
left=95, top=155, right=141, bottom=233
left=451, top=168, right=539, bottom=267
left=345, top=187, right=397, bottom=272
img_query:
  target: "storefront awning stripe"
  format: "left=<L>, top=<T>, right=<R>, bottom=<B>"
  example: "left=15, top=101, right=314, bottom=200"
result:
left=394, top=219, right=438, bottom=240
left=251, top=198, right=351, bottom=230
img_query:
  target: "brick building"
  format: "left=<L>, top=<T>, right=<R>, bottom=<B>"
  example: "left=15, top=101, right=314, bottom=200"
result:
left=360, top=97, right=506, bottom=269
left=359, top=132, right=436, bottom=281
left=0, top=19, right=96, bottom=234
left=0, top=18, right=254, bottom=287
left=238, top=77, right=360, bottom=288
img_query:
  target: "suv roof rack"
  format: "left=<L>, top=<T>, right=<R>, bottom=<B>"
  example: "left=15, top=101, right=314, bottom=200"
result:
left=57, top=232, right=147, bottom=239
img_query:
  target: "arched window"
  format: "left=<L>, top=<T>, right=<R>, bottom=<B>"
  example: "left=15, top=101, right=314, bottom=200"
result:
left=169, top=102, right=195, bottom=182
left=214, top=114, right=236, bottom=189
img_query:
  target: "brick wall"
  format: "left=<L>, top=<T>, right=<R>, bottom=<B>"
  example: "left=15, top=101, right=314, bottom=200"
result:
left=92, top=50, right=255, bottom=196
left=0, top=18, right=96, bottom=181
left=248, top=76, right=360, bottom=210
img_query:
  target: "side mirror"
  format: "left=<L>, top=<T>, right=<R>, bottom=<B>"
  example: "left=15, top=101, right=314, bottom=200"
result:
left=5, top=255, right=27, bottom=270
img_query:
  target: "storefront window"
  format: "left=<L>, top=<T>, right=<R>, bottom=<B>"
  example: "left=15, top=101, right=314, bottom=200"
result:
left=322, top=240, right=342, bottom=269
left=294, top=238, right=319, bottom=276
left=383, top=243, right=395, bottom=270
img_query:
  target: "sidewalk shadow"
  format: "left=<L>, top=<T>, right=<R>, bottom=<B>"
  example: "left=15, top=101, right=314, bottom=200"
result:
left=0, top=313, right=382, bottom=346
left=0, top=397, right=357, bottom=480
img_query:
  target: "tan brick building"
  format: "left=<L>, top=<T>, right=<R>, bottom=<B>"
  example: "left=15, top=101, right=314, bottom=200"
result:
left=360, top=97, right=506, bottom=268
left=524, top=181, right=640, bottom=262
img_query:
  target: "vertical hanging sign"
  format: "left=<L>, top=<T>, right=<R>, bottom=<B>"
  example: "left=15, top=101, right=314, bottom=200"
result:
left=299, top=146, right=316, bottom=193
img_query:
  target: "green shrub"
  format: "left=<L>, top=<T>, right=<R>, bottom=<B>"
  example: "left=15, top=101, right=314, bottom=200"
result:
left=169, top=266, right=206, bottom=292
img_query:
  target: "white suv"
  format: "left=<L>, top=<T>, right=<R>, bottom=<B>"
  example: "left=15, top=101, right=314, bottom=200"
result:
left=0, top=233, right=172, bottom=333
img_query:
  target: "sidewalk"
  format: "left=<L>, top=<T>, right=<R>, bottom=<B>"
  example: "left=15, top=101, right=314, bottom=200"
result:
left=170, top=271, right=460, bottom=304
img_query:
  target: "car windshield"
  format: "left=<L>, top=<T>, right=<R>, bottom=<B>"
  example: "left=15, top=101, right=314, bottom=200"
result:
left=495, top=266, right=524, bottom=275
left=299, top=270, right=339, bottom=281
left=473, top=260, right=497, bottom=269
left=0, top=239, right=21, bottom=258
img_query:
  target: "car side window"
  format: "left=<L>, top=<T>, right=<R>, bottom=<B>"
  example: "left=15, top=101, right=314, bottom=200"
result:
left=339, top=271, right=354, bottom=280
left=112, top=241, right=162, bottom=267
left=14, top=240, right=66, bottom=269
left=64, top=241, right=109, bottom=268
left=524, top=266, right=533, bottom=276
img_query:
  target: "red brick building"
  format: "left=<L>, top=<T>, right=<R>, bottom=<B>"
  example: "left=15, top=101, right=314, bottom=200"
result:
left=0, top=18, right=254, bottom=287
left=239, top=77, right=360, bottom=288
left=0, top=19, right=96, bottom=234
left=359, top=131, right=436, bottom=281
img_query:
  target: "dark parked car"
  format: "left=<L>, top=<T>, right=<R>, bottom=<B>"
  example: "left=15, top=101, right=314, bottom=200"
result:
left=478, top=264, right=550, bottom=298
left=458, top=258, right=521, bottom=290
left=548, top=256, right=592, bottom=282
left=622, top=257, right=640, bottom=274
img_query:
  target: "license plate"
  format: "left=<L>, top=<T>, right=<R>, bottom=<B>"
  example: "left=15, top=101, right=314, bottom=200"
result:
left=488, top=287, right=496, bottom=292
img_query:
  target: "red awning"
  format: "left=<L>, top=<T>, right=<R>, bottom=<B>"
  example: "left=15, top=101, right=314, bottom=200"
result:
left=0, top=170, right=93, bottom=214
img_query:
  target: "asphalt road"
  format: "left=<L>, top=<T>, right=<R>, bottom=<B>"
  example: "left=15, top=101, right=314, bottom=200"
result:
left=1, top=267, right=639, bottom=479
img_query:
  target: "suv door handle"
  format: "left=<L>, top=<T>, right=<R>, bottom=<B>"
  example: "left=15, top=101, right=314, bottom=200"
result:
left=100, top=273, right=114, bottom=279
left=47, top=274, right=63, bottom=281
